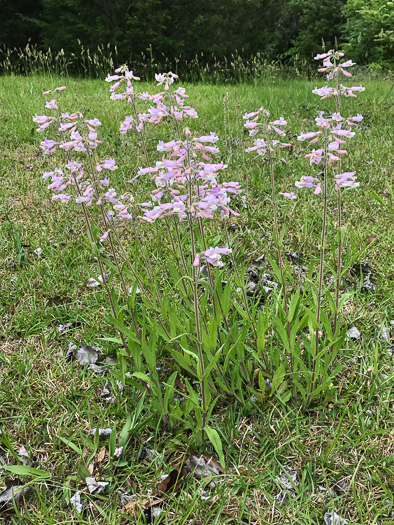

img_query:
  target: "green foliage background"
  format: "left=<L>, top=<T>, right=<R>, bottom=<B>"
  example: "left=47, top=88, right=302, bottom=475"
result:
left=0, top=1, right=393, bottom=72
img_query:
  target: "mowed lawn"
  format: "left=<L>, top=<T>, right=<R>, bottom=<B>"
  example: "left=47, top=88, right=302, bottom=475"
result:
left=0, top=74, right=393, bottom=524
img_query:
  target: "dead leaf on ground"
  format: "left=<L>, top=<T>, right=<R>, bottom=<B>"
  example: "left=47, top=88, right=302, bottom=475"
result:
left=152, top=467, right=188, bottom=496
left=97, top=447, right=106, bottom=464
left=120, top=497, right=164, bottom=516
left=202, top=454, right=225, bottom=474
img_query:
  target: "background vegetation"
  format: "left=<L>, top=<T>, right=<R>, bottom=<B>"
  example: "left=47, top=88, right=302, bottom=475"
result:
left=0, top=0, right=393, bottom=78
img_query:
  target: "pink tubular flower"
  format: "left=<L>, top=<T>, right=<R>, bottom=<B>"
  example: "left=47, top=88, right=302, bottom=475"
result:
left=243, top=109, right=263, bottom=119
left=298, top=131, right=321, bottom=142
left=194, top=133, right=219, bottom=143
left=105, top=74, right=121, bottom=82
left=279, top=192, right=297, bottom=199
left=45, top=100, right=58, bottom=110
left=341, top=60, right=355, bottom=68
left=335, top=171, right=360, bottom=188
left=350, top=114, right=363, bottom=122
left=200, top=246, right=232, bottom=267
left=33, top=114, right=52, bottom=124
left=101, top=158, right=118, bottom=171
left=305, top=149, right=324, bottom=165
left=270, top=117, right=287, bottom=126
left=85, top=118, right=101, bottom=127
left=295, top=176, right=319, bottom=189
left=114, top=447, right=123, bottom=457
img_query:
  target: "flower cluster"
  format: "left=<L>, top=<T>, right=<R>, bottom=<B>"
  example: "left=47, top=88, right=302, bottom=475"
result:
left=106, top=68, right=198, bottom=133
left=193, top=246, right=232, bottom=267
left=312, top=50, right=365, bottom=100
left=243, top=109, right=290, bottom=151
left=136, top=132, right=240, bottom=223
left=34, top=87, right=135, bottom=229
left=294, top=51, right=365, bottom=194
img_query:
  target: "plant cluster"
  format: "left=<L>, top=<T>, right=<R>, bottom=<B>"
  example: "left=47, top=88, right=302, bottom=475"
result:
left=33, top=49, right=366, bottom=462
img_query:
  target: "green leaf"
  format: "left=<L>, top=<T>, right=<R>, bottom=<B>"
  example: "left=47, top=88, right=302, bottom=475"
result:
left=59, top=437, right=83, bottom=455
left=132, top=372, right=154, bottom=387
left=273, top=316, right=289, bottom=351
left=272, top=363, right=286, bottom=392
left=370, top=190, right=385, bottom=206
left=288, top=289, right=300, bottom=323
left=2, top=465, right=51, bottom=478
left=204, top=426, right=225, bottom=469
left=109, top=425, right=117, bottom=459
left=109, top=317, right=140, bottom=344
left=202, top=345, right=224, bottom=380
left=266, top=254, right=282, bottom=284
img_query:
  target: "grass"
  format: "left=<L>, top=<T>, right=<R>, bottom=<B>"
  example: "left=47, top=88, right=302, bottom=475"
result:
left=0, top=73, right=393, bottom=524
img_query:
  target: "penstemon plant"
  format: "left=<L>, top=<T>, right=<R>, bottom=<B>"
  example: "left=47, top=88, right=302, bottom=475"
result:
left=243, top=109, right=293, bottom=374
left=34, top=72, right=255, bottom=463
left=33, top=48, right=367, bottom=463
left=294, top=50, right=365, bottom=404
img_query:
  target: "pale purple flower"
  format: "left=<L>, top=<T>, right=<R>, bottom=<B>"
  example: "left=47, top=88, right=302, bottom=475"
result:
left=52, top=194, right=71, bottom=202
left=335, top=171, right=360, bottom=188
left=101, top=159, right=118, bottom=171
left=114, top=447, right=123, bottom=457
left=270, top=117, right=287, bottom=126
left=33, top=114, right=52, bottom=124
left=305, top=149, right=324, bottom=165
left=198, top=488, right=211, bottom=500
left=86, top=118, right=101, bottom=127
left=350, top=114, right=363, bottom=122
left=315, top=115, right=329, bottom=128
left=200, top=246, right=232, bottom=267
left=295, top=176, right=319, bottom=189
left=314, top=52, right=331, bottom=60
left=45, top=99, right=58, bottom=110
left=298, top=131, right=321, bottom=142
left=341, top=60, right=356, bottom=68
left=279, top=192, right=297, bottom=199
left=41, top=137, right=57, bottom=154
left=100, top=230, right=109, bottom=242
left=105, top=74, right=122, bottom=82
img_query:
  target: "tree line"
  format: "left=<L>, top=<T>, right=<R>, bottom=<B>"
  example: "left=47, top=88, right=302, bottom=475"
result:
left=1, top=0, right=393, bottom=70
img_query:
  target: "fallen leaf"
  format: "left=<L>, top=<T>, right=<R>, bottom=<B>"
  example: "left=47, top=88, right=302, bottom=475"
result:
left=90, top=428, right=112, bottom=438
left=86, top=274, right=109, bottom=288
left=118, top=488, right=136, bottom=507
left=75, top=344, right=99, bottom=366
left=187, top=456, right=220, bottom=489
left=70, top=491, right=84, bottom=514
left=346, top=326, right=361, bottom=341
left=202, top=454, right=225, bottom=474
left=97, top=447, right=106, bottom=464
left=66, top=342, right=99, bottom=366
left=152, top=467, right=187, bottom=496
left=324, top=511, right=349, bottom=525
left=120, top=497, right=164, bottom=516
left=0, top=483, right=33, bottom=511
left=85, top=477, right=109, bottom=494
